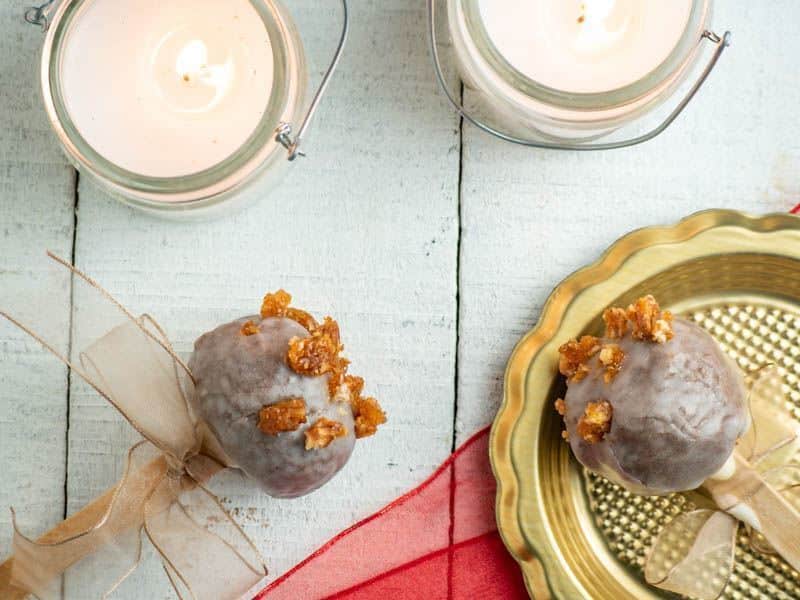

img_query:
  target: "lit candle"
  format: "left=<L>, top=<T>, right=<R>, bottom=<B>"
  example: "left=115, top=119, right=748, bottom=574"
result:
left=60, top=0, right=274, bottom=178
left=478, top=0, right=693, bottom=94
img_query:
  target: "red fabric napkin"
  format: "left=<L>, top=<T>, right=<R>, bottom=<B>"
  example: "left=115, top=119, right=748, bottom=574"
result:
left=259, top=204, right=800, bottom=600
left=256, top=427, right=528, bottom=600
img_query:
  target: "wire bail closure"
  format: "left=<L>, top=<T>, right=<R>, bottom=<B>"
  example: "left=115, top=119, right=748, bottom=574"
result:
left=427, top=0, right=731, bottom=151
left=25, top=0, right=57, bottom=30
left=25, top=0, right=349, bottom=163
left=276, top=0, right=349, bottom=161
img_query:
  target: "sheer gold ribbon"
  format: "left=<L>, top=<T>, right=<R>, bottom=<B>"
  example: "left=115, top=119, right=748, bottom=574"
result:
left=0, top=253, right=267, bottom=599
left=645, top=366, right=800, bottom=599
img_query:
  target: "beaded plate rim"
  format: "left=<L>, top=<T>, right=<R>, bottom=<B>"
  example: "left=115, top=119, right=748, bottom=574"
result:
left=490, top=209, right=800, bottom=599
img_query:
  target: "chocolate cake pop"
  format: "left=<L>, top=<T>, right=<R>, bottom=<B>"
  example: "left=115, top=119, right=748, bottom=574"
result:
left=189, top=291, right=386, bottom=498
left=556, top=296, right=748, bottom=495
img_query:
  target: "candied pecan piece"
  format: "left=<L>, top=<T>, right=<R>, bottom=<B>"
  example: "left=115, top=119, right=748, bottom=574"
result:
left=561, top=430, right=570, bottom=442
left=652, top=311, right=674, bottom=344
left=258, top=398, right=307, bottom=435
left=259, top=290, right=319, bottom=332
left=558, top=336, right=601, bottom=382
left=352, top=396, right=387, bottom=438
left=305, top=417, right=347, bottom=450
left=626, top=295, right=674, bottom=343
left=343, top=374, right=365, bottom=399
left=603, top=307, right=629, bottom=339
left=554, top=398, right=566, bottom=416
left=285, top=307, right=318, bottom=332
left=598, top=344, right=625, bottom=383
left=327, top=357, right=351, bottom=398
left=287, top=332, right=340, bottom=377
left=240, top=320, right=260, bottom=336
left=287, top=316, right=351, bottom=397
left=335, top=374, right=385, bottom=438
left=577, top=400, right=613, bottom=444
left=317, top=317, right=341, bottom=348
left=261, top=290, right=292, bottom=319
left=318, top=318, right=349, bottom=392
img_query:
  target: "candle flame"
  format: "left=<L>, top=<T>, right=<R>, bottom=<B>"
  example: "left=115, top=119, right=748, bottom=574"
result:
left=581, top=0, right=616, bottom=22
left=175, top=39, right=209, bottom=81
left=174, top=40, right=235, bottom=112
left=576, top=0, right=629, bottom=54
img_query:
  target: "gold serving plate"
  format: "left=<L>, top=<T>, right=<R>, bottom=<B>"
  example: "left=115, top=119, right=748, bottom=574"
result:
left=491, top=210, right=800, bottom=599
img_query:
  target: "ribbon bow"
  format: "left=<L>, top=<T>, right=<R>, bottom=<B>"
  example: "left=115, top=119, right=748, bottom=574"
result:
left=0, top=253, right=267, bottom=600
left=644, top=365, right=800, bottom=599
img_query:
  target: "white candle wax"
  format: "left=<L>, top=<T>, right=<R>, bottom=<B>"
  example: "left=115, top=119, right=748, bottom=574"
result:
left=60, top=0, right=274, bottom=178
left=478, top=0, right=693, bottom=94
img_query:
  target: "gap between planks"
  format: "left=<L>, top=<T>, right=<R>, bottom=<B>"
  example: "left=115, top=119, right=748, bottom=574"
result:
left=446, top=79, right=465, bottom=600
left=63, top=170, right=79, bottom=524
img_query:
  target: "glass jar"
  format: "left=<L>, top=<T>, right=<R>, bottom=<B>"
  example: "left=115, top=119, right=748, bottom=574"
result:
left=430, top=0, right=729, bottom=149
left=28, top=0, right=347, bottom=218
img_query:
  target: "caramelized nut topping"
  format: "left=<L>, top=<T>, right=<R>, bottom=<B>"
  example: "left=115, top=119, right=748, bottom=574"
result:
left=344, top=374, right=365, bottom=399
left=626, top=295, right=674, bottom=343
left=653, top=312, right=674, bottom=344
left=261, top=290, right=292, bottom=319
left=240, top=320, right=260, bottom=336
left=561, top=430, right=570, bottom=442
left=603, top=307, right=629, bottom=339
left=258, top=398, right=307, bottom=435
left=339, top=374, right=386, bottom=438
left=577, top=400, right=613, bottom=444
left=305, top=417, right=347, bottom=450
left=559, top=297, right=673, bottom=388
left=317, top=317, right=341, bottom=348
left=558, top=336, right=601, bottom=382
left=260, top=290, right=320, bottom=332
left=262, top=291, right=386, bottom=440
left=352, top=396, right=387, bottom=438
left=287, top=316, right=351, bottom=398
left=598, top=344, right=625, bottom=383
left=554, top=398, right=566, bottom=416
left=286, top=307, right=318, bottom=332
left=287, top=330, right=341, bottom=377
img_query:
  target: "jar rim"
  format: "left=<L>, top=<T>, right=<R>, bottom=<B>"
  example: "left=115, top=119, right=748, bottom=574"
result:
left=41, top=0, right=307, bottom=208
left=456, top=0, right=711, bottom=112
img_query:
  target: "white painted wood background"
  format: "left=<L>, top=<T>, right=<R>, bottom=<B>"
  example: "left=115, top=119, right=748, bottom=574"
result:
left=1, top=1, right=798, bottom=598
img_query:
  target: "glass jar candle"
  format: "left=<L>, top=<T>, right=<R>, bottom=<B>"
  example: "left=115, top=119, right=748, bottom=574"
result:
left=28, top=0, right=347, bottom=217
left=430, top=0, right=729, bottom=149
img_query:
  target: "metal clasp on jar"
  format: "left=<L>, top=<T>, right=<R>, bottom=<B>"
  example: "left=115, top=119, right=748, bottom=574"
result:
left=25, top=0, right=57, bottom=30
left=274, top=0, right=349, bottom=161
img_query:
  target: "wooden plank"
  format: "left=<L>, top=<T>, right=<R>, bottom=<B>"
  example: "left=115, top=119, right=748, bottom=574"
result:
left=456, top=0, right=800, bottom=443
left=65, top=1, right=461, bottom=596
left=0, top=3, right=76, bottom=571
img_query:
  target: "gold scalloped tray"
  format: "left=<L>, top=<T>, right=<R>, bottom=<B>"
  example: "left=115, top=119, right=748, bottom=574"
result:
left=491, top=210, right=800, bottom=599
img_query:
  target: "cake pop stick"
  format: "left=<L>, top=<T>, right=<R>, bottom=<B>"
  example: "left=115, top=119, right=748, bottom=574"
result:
left=705, top=452, right=800, bottom=571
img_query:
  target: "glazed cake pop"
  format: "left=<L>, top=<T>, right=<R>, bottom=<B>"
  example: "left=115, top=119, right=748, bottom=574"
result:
left=556, top=296, right=748, bottom=495
left=189, top=291, right=386, bottom=498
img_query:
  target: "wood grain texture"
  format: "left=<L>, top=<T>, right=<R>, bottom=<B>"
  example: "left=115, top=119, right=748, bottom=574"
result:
left=455, top=0, right=800, bottom=443
left=0, top=3, right=76, bottom=567
left=64, top=1, right=460, bottom=596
